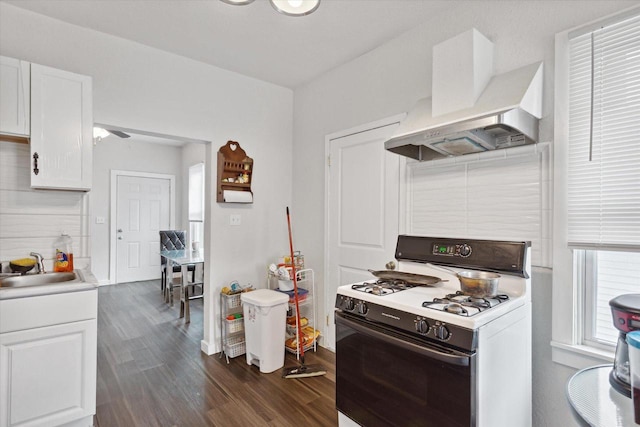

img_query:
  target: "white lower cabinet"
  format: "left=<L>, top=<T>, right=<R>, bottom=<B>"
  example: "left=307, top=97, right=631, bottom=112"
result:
left=0, top=289, right=97, bottom=427
left=0, top=320, right=97, bottom=427
left=30, top=63, right=93, bottom=191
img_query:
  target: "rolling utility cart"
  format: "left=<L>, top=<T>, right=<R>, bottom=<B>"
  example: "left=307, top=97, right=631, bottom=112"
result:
left=220, top=291, right=246, bottom=363
left=268, top=268, right=320, bottom=360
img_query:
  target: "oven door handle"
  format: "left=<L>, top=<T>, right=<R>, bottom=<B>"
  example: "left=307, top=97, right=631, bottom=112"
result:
left=336, top=312, right=471, bottom=366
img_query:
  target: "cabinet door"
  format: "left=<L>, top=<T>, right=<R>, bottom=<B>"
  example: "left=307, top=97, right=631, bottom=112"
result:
left=0, top=56, right=30, bottom=137
left=30, top=63, right=93, bottom=191
left=0, top=319, right=97, bottom=427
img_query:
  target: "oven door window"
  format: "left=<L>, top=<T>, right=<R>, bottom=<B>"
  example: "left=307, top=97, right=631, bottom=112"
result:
left=336, top=313, right=476, bottom=427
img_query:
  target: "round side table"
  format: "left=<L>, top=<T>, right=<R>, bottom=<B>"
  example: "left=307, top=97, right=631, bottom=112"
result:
left=566, top=364, right=635, bottom=426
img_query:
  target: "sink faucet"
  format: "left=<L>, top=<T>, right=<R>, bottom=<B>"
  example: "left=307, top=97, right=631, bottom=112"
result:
left=30, top=252, right=45, bottom=274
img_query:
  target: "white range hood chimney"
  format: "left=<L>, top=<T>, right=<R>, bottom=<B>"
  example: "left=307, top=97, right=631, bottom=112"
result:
left=385, top=28, right=543, bottom=161
left=432, top=29, right=494, bottom=117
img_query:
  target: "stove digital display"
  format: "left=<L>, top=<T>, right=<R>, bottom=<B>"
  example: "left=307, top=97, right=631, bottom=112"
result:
left=433, top=244, right=454, bottom=255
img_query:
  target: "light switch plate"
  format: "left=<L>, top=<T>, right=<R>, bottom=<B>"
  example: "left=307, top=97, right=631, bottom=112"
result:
left=96, top=216, right=105, bottom=224
left=230, top=214, right=241, bottom=226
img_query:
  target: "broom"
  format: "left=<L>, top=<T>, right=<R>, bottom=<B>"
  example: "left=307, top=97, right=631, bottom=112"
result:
left=282, top=207, right=327, bottom=379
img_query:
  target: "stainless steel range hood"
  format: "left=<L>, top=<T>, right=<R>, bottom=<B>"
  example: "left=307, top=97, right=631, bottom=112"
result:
left=385, top=54, right=543, bottom=162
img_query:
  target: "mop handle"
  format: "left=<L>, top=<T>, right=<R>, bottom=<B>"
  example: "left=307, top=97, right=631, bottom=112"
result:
left=286, top=207, right=305, bottom=363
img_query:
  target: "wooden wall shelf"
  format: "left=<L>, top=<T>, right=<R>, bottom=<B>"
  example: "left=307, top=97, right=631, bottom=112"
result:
left=217, top=140, right=253, bottom=203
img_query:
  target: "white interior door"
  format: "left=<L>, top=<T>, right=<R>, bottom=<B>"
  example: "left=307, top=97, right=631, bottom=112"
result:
left=116, top=175, right=171, bottom=283
left=325, top=120, right=401, bottom=350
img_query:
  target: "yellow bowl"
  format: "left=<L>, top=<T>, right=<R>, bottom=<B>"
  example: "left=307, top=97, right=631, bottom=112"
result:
left=11, top=258, right=36, bottom=267
left=10, top=258, right=36, bottom=274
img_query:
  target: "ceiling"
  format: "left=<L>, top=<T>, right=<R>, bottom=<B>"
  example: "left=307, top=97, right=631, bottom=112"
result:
left=4, top=0, right=460, bottom=88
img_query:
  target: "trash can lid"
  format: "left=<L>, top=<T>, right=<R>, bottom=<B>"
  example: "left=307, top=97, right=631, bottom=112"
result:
left=241, top=289, right=289, bottom=306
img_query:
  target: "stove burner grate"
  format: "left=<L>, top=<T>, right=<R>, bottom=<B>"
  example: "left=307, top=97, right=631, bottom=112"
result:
left=351, top=279, right=412, bottom=296
left=421, top=291, right=510, bottom=316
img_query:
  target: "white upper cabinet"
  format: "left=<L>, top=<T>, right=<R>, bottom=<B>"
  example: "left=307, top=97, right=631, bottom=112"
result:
left=30, top=63, right=93, bottom=191
left=0, top=56, right=30, bottom=137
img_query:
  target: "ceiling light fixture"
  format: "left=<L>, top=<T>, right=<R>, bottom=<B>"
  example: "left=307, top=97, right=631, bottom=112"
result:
left=220, top=0, right=319, bottom=16
left=270, top=0, right=320, bottom=16
left=220, top=0, right=255, bottom=5
left=93, top=126, right=132, bottom=145
left=93, top=127, right=109, bottom=140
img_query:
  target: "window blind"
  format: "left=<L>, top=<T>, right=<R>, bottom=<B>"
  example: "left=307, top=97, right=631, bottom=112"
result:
left=567, top=13, right=640, bottom=250
left=188, top=163, right=205, bottom=222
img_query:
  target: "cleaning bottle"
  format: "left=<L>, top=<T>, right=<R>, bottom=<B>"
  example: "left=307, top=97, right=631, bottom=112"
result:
left=53, top=233, right=74, bottom=272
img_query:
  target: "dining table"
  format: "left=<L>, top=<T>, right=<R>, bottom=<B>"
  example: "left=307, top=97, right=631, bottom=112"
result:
left=160, top=249, right=204, bottom=323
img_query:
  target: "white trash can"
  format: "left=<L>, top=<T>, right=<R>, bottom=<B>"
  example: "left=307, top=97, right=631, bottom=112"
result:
left=241, top=289, right=289, bottom=373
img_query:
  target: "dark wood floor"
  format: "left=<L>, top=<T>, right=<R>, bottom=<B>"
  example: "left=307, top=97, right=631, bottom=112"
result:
left=95, top=280, right=337, bottom=426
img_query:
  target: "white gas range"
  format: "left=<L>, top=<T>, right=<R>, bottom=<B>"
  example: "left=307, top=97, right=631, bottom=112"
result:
left=335, top=235, right=532, bottom=427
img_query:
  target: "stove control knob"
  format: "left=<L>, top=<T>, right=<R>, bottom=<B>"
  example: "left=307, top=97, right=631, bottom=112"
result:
left=358, top=302, right=369, bottom=315
left=434, top=325, right=450, bottom=340
left=345, top=299, right=356, bottom=311
left=415, top=319, right=429, bottom=334
left=459, top=244, right=472, bottom=257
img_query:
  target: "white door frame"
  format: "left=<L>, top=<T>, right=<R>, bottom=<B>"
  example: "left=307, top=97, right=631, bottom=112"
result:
left=323, top=113, right=405, bottom=350
left=109, top=170, right=176, bottom=285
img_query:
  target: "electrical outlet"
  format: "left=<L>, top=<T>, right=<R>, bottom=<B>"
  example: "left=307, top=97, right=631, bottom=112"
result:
left=230, top=214, right=241, bottom=226
left=96, top=216, right=105, bottom=224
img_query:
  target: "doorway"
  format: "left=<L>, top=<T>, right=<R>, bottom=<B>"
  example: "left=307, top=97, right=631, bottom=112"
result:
left=112, top=171, right=175, bottom=283
left=324, top=115, right=404, bottom=350
left=96, top=124, right=209, bottom=285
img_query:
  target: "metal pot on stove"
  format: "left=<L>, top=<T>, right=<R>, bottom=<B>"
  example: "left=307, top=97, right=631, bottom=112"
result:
left=610, top=294, right=640, bottom=397
left=428, top=264, right=501, bottom=298
left=456, top=270, right=501, bottom=298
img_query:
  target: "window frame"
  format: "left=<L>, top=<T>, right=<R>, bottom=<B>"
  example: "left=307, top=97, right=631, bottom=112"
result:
left=188, top=162, right=205, bottom=223
left=188, top=162, right=205, bottom=249
left=580, top=250, right=619, bottom=351
left=552, top=7, right=640, bottom=369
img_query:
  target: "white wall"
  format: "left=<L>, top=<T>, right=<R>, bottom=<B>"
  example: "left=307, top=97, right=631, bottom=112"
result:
left=292, top=1, right=637, bottom=426
left=0, top=3, right=294, bottom=353
left=90, top=137, right=184, bottom=283
left=294, top=0, right=637, bottom=289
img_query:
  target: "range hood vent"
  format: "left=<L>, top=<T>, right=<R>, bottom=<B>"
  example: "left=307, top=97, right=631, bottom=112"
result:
left=385, top=29, right=543, bottom=162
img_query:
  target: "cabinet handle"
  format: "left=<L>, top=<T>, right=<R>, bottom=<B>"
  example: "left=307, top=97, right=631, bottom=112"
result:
left=33, top=152, right=39, bottom=175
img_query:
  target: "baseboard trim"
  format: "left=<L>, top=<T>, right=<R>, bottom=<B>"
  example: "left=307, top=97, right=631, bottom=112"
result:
left=201, top=339, right=218, bottom=355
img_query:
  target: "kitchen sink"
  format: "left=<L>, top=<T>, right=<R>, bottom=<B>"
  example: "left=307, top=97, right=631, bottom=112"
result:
left=0, top=272, right=79, bottom=288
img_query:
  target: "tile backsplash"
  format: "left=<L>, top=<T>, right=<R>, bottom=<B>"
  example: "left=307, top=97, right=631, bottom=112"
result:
left=0, top=141, right=90, bottom=272
left=406, top=143, right=551, bottom=268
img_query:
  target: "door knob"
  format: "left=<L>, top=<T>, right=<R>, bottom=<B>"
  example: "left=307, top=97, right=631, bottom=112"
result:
left=118, top=236, right=123, bottom=240
left=117, top=229, right=123, bottom=233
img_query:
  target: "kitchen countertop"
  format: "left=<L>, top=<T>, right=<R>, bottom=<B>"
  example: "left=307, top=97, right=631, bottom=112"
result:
left=0, top=268, right=98, bottom=300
